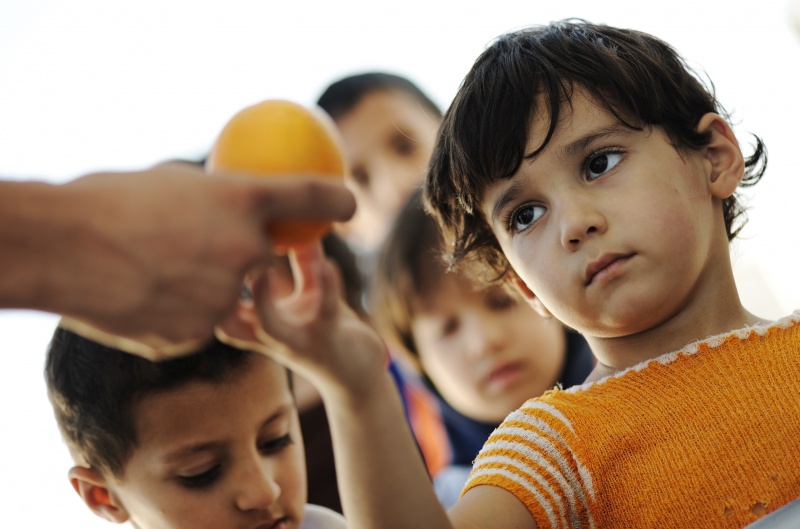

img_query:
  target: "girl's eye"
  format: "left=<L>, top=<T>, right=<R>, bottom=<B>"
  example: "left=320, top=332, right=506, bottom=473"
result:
left=259, top=434, right=293, bottom=454
left=179, top=465, right=221, bottom=489
left=440, top=317, right=460, bottom=338
left=586, top=151, right=623, bottom=180
left=509, top=204, right=546, bottom=233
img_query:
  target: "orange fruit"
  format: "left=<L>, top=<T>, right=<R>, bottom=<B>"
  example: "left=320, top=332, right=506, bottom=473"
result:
left=206, top=99, right=347, bottom=249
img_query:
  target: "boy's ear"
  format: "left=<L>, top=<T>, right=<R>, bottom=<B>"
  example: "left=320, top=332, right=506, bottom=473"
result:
left=696, top=112, right=745, bottom=199
left=509, top=276, right=553, bottom=319
left=68, top=466, right=129, bottom=524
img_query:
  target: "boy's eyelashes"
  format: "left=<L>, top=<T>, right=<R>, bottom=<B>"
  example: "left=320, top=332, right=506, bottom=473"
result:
left=175, top=434, right=294, bottom=490
left=258, top=433, right=293, bottom=454
left=178, top=464, right=222, bottom=489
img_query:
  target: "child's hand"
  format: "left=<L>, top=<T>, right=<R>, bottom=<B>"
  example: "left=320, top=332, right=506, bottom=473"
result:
left=218, top=242, right=387, bottom=399
left=221, top=243, right=459, bottom=529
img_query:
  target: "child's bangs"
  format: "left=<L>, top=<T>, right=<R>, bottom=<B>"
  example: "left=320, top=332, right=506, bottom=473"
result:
left=445, top=47, right=644, bottom=213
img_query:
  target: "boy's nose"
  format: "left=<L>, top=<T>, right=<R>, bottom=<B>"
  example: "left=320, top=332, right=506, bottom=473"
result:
left=234, top=460, right=281, bottom=512
left=464, top=313, right=506, bottom=359
left=558, top=197, right=607, bottom=251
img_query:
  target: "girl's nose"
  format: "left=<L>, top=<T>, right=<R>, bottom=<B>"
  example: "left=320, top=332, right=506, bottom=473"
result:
left=558, top=195, right=607, bottom=251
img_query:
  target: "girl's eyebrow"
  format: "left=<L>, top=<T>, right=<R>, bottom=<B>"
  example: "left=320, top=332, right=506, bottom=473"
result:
left=524, top=123, right=634, bottom=161
left=489, top=178, right=527, bottom=225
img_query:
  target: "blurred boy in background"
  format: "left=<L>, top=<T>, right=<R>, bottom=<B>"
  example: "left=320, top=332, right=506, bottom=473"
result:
left=316, top=72, right=441, bottom=255
left=372, top=190, right=594, bottom=507
left=316, top=73, right=451, bottom=473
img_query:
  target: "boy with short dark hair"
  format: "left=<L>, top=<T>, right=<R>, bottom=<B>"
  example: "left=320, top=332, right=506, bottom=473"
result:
left=46, top=329, right=347, bottom=529
left=233, top=19, right=800, bottom=529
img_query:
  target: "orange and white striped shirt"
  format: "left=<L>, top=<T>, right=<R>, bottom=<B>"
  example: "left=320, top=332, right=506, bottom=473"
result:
left=463, top=311, right=800, bottom=528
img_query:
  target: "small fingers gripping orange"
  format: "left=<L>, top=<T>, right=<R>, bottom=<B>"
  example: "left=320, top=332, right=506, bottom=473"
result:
left=206, top=99, right=347, bottom=250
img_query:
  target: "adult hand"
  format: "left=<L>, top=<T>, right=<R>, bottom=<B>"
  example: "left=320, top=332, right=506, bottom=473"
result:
left=0, top=162, right=355, bottom=359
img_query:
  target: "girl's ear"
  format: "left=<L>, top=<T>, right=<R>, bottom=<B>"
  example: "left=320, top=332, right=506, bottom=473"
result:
left=696, top=113, right=745, bottom=199
left=509, top=275, right=553, bottom=318
left=68, top=466, right=129, bottom=524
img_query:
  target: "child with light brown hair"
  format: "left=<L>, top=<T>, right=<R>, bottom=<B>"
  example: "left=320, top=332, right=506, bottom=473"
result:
left=371, top=189, right=593, bottom=507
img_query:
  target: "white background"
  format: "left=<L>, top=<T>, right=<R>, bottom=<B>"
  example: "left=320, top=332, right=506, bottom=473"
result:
left=1, top=0, right=799, bottom=526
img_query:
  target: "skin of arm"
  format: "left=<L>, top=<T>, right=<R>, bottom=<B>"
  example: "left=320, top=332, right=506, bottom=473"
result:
left=0, top=162, right=355, bottom=359
left=219, top=244, right=537, bottom=529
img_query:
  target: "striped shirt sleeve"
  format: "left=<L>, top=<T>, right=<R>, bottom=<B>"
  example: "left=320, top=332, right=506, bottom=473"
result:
left=461, top=400, right=596, bottom=529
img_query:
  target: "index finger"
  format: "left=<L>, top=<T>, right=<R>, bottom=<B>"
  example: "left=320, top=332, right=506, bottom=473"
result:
left=250, top=177, right=356, bottom=223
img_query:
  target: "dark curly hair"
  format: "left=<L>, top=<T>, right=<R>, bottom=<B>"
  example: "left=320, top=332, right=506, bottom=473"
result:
left=424, top=19, right=766, bottom=284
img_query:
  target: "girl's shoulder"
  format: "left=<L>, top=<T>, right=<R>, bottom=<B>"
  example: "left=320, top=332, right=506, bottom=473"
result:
left=565, top=309, right=800, bottom=395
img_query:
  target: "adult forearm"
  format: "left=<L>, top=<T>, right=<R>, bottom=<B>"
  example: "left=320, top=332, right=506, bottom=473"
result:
left=0, top=181, right=69, bottom=311
left=321, top=371, right=453, bottom=529
left=0, top=178, right=140, bottom=318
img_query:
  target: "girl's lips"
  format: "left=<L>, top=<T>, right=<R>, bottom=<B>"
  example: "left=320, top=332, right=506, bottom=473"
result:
left=584, top=253, right=634, bottom=286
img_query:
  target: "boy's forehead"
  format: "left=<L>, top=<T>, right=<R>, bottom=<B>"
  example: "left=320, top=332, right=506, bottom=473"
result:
left=414, top=271, right=486, bottom=313
left=131, top=356, right=293, bottom=448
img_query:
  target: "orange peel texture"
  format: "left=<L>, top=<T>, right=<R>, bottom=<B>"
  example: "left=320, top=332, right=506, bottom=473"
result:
left=206, top=99, right=347, bottom=250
